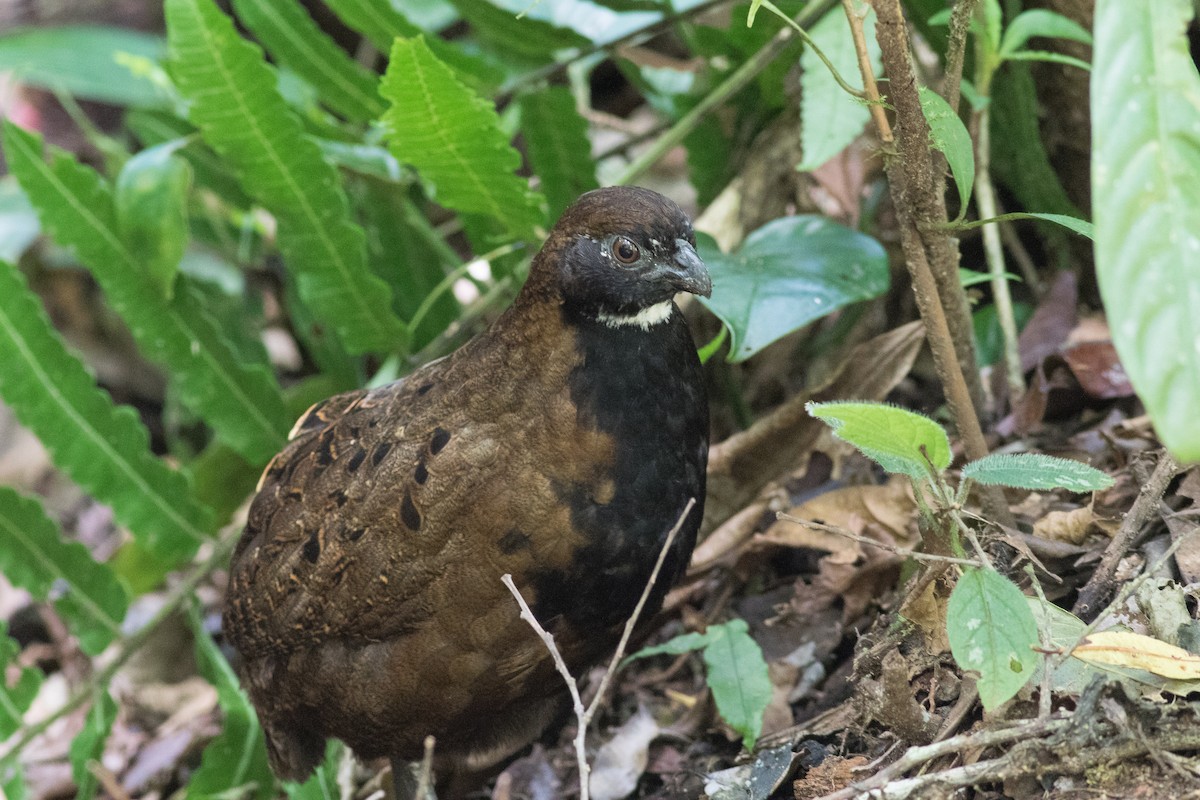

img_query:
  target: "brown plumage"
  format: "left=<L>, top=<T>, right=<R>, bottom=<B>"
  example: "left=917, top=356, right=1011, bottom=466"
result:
left=223, top=186, right=711, bottom=792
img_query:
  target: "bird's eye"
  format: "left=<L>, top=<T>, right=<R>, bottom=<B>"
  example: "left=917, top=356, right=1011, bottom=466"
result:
left=611, top=237, right=640, bottom=265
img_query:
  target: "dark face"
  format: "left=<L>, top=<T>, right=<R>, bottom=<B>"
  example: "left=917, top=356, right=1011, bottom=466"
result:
left=551, top=187, right=712, bottom=322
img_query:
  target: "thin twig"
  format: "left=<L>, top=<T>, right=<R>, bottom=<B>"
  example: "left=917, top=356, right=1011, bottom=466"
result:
left=1073, top=451, right=1182, bottom=618
left=1, top=530, right=241, bottom=760
left=815, top=716, right=1072, bottom=800
left=841, top=0, right=892, bottom=143
left=413, top=736, right=435, bottom=800
left=775, top=513, right=984, bottom=567
left=502, top=497, right=696, bottom=800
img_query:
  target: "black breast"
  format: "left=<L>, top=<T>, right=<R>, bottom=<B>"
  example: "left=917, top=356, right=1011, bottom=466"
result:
left=531, top=305, right=708, bottom=635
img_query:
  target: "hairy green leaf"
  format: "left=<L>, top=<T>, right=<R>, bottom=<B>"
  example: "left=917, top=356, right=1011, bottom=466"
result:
left=798, top=3, right=880, bottom=171
left=166, top=0, right=407, bottom=354
left=69, top=689, right=117, bottom=800
left=0, top=624, right=42, bottom=740
left=115, top=141, right=191, bottom=299
left=188, top=605, right=274, bottom=800
left=0, top=260, right=213, bottom=562
left=0, top=487, right=128, bottom=655
left=962, top=453, right=1113, bottom=492
left=807, top=401, right=951, bottom=479
left=696, top=218, right=889, bottom=362
left=919, top=86, right=974, bottom=213
left=231, top=0, right=384, bottom=122
left=948, top=568, right=1038, bottom=709
left=0, top=26, right=171, bottom=108
left=3, top=122, right=288, bottom=465
left=1092, top=0, right=1200, bottom=462
left=0, top=759, right=27, bottom=800
left=520, top=87, right=598, bottom=221
left=381, top=36, right=544, bottom=240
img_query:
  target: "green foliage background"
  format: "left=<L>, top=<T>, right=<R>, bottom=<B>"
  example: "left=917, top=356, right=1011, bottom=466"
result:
left=0, top=0, right=1196, bottom=795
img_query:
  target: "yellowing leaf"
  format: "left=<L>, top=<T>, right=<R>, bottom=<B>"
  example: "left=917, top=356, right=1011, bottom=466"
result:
left=1074, top=630, right=1200, bottom=680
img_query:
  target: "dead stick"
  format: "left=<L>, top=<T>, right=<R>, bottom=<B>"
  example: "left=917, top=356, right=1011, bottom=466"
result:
left=1073, top=451, right=1181, bottom=618
left=502, top=497, right=695, bottom=800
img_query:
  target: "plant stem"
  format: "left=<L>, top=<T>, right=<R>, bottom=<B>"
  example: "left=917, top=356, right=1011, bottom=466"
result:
left=841, top=0, right=891, bottom=142
left=869, top=0, right=1014, bottom=529
left=973, top=98, right=1025, bottom=402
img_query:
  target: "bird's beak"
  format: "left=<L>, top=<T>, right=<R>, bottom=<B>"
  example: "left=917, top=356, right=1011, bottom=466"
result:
left=664, top=238, right=712, bottom=298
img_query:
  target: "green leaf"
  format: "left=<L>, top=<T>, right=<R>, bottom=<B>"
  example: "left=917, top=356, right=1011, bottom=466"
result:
left=285, top=741, right=345, bottom=800
left=696, top=217, right=889, bottom=362
left=3, top=122, right=289, bottom=465
left=960, top=268, right=1021, bottom=288
left=187, top=605, right=274, bottom=800
left=125, top=111, right=253, bottom=209
left=451, top=0, right=589, bottom=62
left=69, top=689, right=117, bottom=800
left=359, top=181, right=459, bottom=348
left=947, top=568, right=1039, bottom=709
left=701, top=620, right=771, bottom=751
left=990, top=63, right=1083, bottom=219
left=972, top=300, right=1033, bottom=367
left=323, top=0, right=423, bottom=50
left=381, top=36, right=544, bottom=240
left=322, top=0, right=499, bottom=87
left=999, top=9, right=1092, bottom=61
left=1004, top=50, right=1091, bottom=71
left=0, top=26, right=171, bottom=108
left=685, top=115, right=732, bottom=208
left=918, top=86, right=974, bottom=212
left=231, top=0, right=384, bottom=122
left=0, top=487, right=128, bottom=655
left=626, top=620, right=770, bottom=750
left=1023, top=212, right=1094, bottom=239
left=0, top=258, right=214, bottom=563
left=961, top=453, right=1114, bottom=492
left=625, top=629, right=717, bottom=664
left=520, top=87, right=599, bottom=222
left=115, top=141, right=192, bottom=299
left=807, top=401, right=951, bottom=479
left=166, top=0, right=407, bottom=355
left=797, top=3, right=880, bottom=171
left=1092, top=0, right=1200, bottom=463
left=0, top=625, right=42, bottom=740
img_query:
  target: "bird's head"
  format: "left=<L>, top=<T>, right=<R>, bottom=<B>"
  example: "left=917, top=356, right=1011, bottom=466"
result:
left=532, top=186, right=712, bottom=329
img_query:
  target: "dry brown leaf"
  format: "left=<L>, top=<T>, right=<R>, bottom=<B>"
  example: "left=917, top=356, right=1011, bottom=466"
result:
left=758, top=477, right=917, bottom=554
left=1074, top=631, right=1200, bottom=680
left=1033, top=504, right=1116, bottom=545
left=704, top=322, right=924, bottom=531
left=900, top=580, right=949, bottom=655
